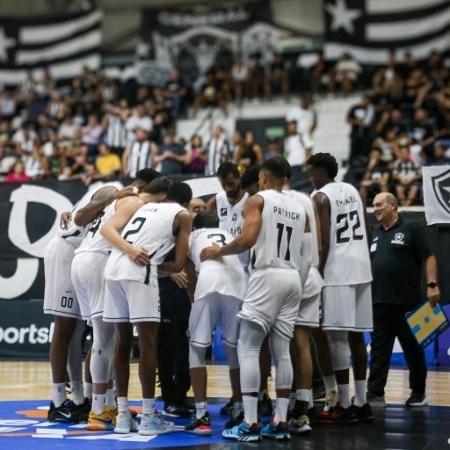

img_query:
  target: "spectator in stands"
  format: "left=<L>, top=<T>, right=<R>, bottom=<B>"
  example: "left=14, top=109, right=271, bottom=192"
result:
left=192, top=72, right=227, bottom=118
left=154, top=129, right=186, bottom=175
left=6, top=161, right=30, bottom=183
left=428, top=143, right=450, bottom=166
left=95, top=144, right=122, bottom=177
left=24, top=140, right=47, bottom=179
left=231, top=55, right=248, bottom=105
left=164, top=69, right=188, bottom=118
left=183, top=135, right=207, bottom=174
left=371, top=50, right=403, bottom=104
left=204, top=125, right=231, bottom=175
left=392, top=144, right=421, bottom=207
left=265, top=52, right=290, bottom=101
left=347, top=95, right=375, bottom=160
left=234, top=129, right=264, bottom=172
left=81, top=114, right=104, bottom=158
left=126, top=104, right=153, bottom=141
left=333, top=52, right=362, bottom=95
left=309, top=50, right=330, bottom=94
left=359, top=148, right=390, bottom=202
left=122, top=126, right=153, bottom=177
left=247, top=53, right=265, bottom=100
left=283, top=120, right=313, bottom=178
left=407, top=108, right=436, bottom=162
left=105, top=106, right=128, bottom=155
left=286, top=94, right=317, bottom=137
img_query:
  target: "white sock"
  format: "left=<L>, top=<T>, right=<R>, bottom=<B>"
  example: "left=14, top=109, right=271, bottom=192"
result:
left=52, top=383, right=66, bottom=408
left=117, top=396, right=129, bottom=414
left=242, top=395, right=258, bottom=425
left=195, top=401, right=207, bottom=419
left=337, top=384, right=351, bottom=409
left=295, top=389, right=310, bottom=403
left=106, top=388, right=116, bottom=409
left=142, top=398, right=155, bottom=418
left=308, top=390, right=314, bottom=409
left=288, top=392, right=296, bottom=411
left=70, top=381, right=84, bottom=406
left=233, top=402, right=243, bottom=417
left=83, top=382, right=92, bottom=399
left=354, top=380, right=367, bottom=407
left=323, top=375, right=337, bottom=396
left=92, top=393, right=106, bottom=414
left=273, top=397, right=289, bottom=424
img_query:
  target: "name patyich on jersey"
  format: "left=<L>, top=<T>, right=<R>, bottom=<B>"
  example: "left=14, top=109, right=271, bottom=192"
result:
left=273, top=206, right=302, bottom=221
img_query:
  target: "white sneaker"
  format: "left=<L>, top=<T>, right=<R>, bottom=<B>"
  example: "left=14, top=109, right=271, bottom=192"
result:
left=114, top=411, right=138, bottom=434
left=139, top=413, right=175, bottom=436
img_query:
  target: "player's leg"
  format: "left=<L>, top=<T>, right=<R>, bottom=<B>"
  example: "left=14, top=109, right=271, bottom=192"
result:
left=258, top=337, right=273, bottom=417
left=84, top=345, right=92, bottom=400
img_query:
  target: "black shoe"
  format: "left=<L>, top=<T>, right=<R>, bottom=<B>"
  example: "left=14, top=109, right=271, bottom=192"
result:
left=48, top=399, right=78, bottom=423
left=308, top=406, right=319, bottom=427
left=350, top=403, right=375, bottom=423
left=405, top=392, right=427, bottom=407
left=74, top=398, right=91, bottom=422
left=224, top=411, right=244, bottom=430
left=331, top=404, right=358, bottom=424
left=184, top=412, right=212, bottom=435
left=258, top=392, right=273, bottom=417
left=220, top=397, right=234, bottom=416
left=163, top=404, right=191, bottom=418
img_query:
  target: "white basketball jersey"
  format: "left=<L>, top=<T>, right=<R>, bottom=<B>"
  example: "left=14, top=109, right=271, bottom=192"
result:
left=189, top=228, right=246, bottom=301
left=75, top=200, right=117, bottom=255
left=216, top=191, right=250, bottom=268
left=250, top=190, right=306, bottom=271
left=104, top=202, right=186, bottom=283
left=315, top=182, right=372, bottom=285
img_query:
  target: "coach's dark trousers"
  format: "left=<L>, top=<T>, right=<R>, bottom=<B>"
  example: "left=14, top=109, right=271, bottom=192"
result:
left=157, top=277, right=191, bottom=407
left=368, top=303, right=427, bottom=396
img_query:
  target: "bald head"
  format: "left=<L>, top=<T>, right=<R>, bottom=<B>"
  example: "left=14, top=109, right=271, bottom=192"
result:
left=373, top=192, right=399, bottom=227
left=374, top=192, right=398, bottom=209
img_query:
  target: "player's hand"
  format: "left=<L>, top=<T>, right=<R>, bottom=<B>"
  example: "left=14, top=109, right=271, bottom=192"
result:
left=60, top=211, right=72, bottom=229
left=200, top=244, right=221, bottom=261
left=116, top=186, right=139, bottom=199
left=170, top=271, right=189, bottom=288
left=427, top=285, right=441, bottom=307
left=127, top=246, right=150, bottom=266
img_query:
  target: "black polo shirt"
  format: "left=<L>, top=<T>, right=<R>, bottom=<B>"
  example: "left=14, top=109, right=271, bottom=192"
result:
left=370, top=216, right=431, bottom=308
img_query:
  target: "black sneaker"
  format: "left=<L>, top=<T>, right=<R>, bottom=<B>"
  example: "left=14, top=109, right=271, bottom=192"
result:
left=350, top=403, right=375, bottom=423
left=405, top=392, right=427, bottom=407
left=308, top=406, right=319, bottom=427
left=184, top=412, right=212, bottom=436
left=220, top=397, right=234, bottom=416
left=48, top=399, right=78, bottom=423
left=74, top=398, right=91, bottom=422
left=224, top=411, right=244, bottom=430
left=163, top=404, right=191, bottom=418
left=258, top=392, right=273, bottom=417
left=331, top=404, right=358, bottom=424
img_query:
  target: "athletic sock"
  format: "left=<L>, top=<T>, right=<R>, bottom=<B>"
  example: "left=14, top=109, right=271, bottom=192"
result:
left=92, top=393, right=106, bottom=415
left=337, top=384, right=351, bottom=409
left=52, top=383, right=66, bottom=408
left=273, top=397, right=289, bottom=424
left=295, top=389, right=310, bottom=403
left=106, top=388, right=116, bottom=409
left=195, top=402, right=207, bottom=419
left=70, top=381, right=84, bottom=406
left=117, top=397, right=129, bottom=414
left=83, top=382, right=92, bottom=400
left=354, top=380, right=367, bottom=407
left=242, top=395, right=258, bottom=425
left=142, top=398, right=155, bottom=419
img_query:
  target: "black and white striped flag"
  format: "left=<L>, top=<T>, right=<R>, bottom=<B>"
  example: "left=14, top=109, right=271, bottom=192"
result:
left=0, top=9, right=102, bottom=84
left=324, top=0, right=450, bottom=63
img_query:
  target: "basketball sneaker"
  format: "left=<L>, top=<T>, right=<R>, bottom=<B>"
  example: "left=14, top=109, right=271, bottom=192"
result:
left=320, top=390, right=338, bottom=424
left=405, top=392, right=427, bottom=407
left=184, top=412, right=212, bottom=436
left=220, top=397, right=233, bottom=416
left=48, top=399, right=78, bottom=423
left=74, top=398, right=91, bottom=423
left=222, top=422, right=261, bottom=442
left=114, top=410, right=139, bottom=434
left=87, top=407, right=116, bottom=431
left=288, top=414, right=312, bottom=435
left=163, top=404, right=191, bottom=418
left=224, top=411, right=244, bottom=430
left=349, top=398, right=375, bottom=423
left=139, top=414, right=175, bottom=435
left=331, top=404, right=358, bottom=424
left=261, top=421, right=290, bottom=440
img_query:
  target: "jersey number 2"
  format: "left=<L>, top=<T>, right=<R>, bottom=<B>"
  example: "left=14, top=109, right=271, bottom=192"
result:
left=276, top=223, right=293, bottom=261
left=123, top=217, right=146, bottom=243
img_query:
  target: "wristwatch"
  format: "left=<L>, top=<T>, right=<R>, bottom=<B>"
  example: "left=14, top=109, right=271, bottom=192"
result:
left=427, top=282, right=437, bottom=289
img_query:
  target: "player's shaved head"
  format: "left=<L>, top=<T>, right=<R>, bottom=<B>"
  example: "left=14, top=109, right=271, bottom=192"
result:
left=193, top=211, right=219, bottom=229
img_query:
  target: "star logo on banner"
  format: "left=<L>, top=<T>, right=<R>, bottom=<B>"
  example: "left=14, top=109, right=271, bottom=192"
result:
left=0, top=27, right=16, bottom=62
left=326, top=0, right=362, bottom=34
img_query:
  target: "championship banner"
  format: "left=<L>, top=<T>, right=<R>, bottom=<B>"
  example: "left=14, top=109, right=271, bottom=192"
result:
left=422, top=165, right=450, bottom=225
left=137, top=1, right=297, bottom=85
left=324, top=0, right=450, bottom=63
left=0, top=9, right=102, bottom=84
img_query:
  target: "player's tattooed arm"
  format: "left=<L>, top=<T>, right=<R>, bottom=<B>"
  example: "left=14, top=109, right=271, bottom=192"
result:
left=74, top=186, right=118, bottom=226
left=201, top=194, right=263, bottom=260
left=159, top=212, right=192, bottom=273
left=313, top=192, right=330, bottom=277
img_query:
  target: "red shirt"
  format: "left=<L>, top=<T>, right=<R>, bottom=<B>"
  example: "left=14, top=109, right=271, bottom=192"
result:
left=6, top=172, right=30, bottom=182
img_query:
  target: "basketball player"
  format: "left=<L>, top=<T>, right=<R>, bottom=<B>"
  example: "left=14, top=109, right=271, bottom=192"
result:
left=101, top=181, right=192, bottom=435
left=71, top=170, right=161, bottom=431
left=183, top=211, right=246, bottom=435
left=202, top=157, right=312, bottom=441
left=308, top=153, right=374, bottom=423
left=45, top=181, right=135, bottom=422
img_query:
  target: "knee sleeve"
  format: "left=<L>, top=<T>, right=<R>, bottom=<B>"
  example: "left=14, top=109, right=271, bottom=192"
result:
left=223, top=344, right=239, bottom=370
left=328, top=330, right=350, bottom=371
left=238, top=321, right=266, bottom=393
left=90, top=318, right=115, bottom=384
left=269, top=332, right=293, bottom=390
left=189, top=344, right=207, bottom=369
left=67, top=320, right=85, bottom=382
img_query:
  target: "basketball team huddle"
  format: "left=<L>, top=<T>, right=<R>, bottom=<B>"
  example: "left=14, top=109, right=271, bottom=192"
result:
left=43, top=152, right=375, bottom=442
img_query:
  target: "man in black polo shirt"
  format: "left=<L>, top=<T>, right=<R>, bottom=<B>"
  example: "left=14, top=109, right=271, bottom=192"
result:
left=367, top=193, right=440, bottom=407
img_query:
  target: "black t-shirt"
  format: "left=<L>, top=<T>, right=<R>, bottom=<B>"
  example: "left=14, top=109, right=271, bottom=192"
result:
left=370, top=216, right=431, bottom=308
